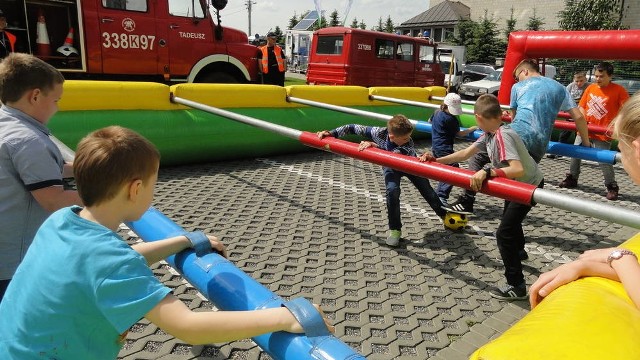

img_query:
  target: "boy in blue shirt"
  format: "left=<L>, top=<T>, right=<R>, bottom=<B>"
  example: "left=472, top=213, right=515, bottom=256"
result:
left=317, top=114, right=449, bottom=247
left=429, top=92, right=477, bottom=207
left=0, top=126, right=332, bottom=359
left=421, top=94, right=544, bottom=300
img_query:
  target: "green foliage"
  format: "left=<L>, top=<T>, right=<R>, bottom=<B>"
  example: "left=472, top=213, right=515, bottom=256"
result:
left=465, top=12, right=505, bottom=64
left=273, top=26, right=284, bottom=44
left=329, top=10, right=340, bottom=27
left=311, top=14, right=328, bottom=30
left=451, top=19, right=477, bottom=47
left=288, top=13, right=298, bottom=30
left=526, top=8, right=545, bottom=30
left=350, top=18, right=359, bottom=28
left=375, top=17, right=384, bottom=31
left=558, top=0, right=625, bottom=30
left=384, top=16, right=395, bottom=33
left=505, top=7, right=517, bottom=41
left=358, top=20, right=367, bottom=30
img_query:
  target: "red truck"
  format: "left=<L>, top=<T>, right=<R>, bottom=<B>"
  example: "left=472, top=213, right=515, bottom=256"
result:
left=306, top=27, right=445, bottom=87
left=2, top=0, right=259, bottom=83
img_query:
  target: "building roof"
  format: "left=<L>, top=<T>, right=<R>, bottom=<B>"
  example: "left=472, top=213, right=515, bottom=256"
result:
left=399, top=0, right=470, bottom=28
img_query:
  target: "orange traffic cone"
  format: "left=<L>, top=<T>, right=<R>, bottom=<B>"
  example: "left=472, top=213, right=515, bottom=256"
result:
left=57, top=28, right=78, bottom=56
left=36, top=9, right=51, bottom=56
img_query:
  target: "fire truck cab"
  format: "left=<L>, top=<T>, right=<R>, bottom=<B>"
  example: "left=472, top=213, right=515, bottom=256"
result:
left=1, top=0, right=259, bottom=83
left=306, top=27, right=445, bottom=87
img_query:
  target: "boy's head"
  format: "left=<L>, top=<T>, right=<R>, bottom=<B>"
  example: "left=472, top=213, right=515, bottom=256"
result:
left=513, top=59, right=539, bottom=82
left=474, top=94, right=503, bottom=132
left=594, top=62, right=614, bottom=87
left=612, top=93, right=640, bottom=185
left=0, top=53, right=65, bottom=123
left=442, top=93, right=463, bottom=115
left=387, top=114, right=413, bottom=146
left=74, top=126, right=160, bottom=212
left=573, top=71, right=587, bottom=86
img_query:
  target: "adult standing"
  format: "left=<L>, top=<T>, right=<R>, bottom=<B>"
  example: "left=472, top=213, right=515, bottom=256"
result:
left=559, top=62, right=629, bottom=200
left=0, top=53, right=82, bottom=301
left=257, top=32, right=286, bottom=86
left=0, top=9, right=16, bottom=59
left=445, top=59, right=591, bottom=215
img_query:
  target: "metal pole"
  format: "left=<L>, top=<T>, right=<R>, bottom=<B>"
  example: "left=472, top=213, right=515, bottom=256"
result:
left=290, top=95, right=619, bottom=164
left=174, top=95, right=640, bottom=229
left=376, top=94, right=609, bottom=135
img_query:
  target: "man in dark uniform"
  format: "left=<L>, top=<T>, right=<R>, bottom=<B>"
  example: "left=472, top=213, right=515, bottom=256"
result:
left=0, top=9, right=17, bottom=59
left=257, top=32, right=286, bottom=86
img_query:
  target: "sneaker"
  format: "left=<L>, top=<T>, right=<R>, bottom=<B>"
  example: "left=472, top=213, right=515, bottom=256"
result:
left=546, top=154, right=561, bottom=159
left=558, top=174, right=578, bottom=188
left=442, top=196, right=474, bottom=215
left=386, top=230, right=401, bottom=246
left=606, top=183, right=619, bottom=201
left=439, top=197, right=449, bottom=208
left=490, top=283, right=528, bottom=300
left=519, top=249, right=529, bottom=261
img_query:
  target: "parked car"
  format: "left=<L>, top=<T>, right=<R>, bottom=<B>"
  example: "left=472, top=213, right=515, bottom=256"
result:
left=461, top=63, right=496, bottom=84
left=459, top=64, right=558, bottom=100
left=613, top=79, right=640, bottom=96
left=459, top=68, right=502, bottom=100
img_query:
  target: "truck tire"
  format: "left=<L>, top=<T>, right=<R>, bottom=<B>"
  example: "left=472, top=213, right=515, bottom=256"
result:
left=199, top=72, right=238, bottom=83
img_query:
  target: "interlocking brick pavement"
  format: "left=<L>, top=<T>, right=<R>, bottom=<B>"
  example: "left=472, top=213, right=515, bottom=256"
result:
left=118, top=139, right=639, bottom=360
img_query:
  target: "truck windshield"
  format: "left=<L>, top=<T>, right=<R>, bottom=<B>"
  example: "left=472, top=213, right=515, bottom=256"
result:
left=316, top=36, right=344, bottom=55
left=169, top=0, right=205, bottom=17
left=485, top=69, right=502, bottom=81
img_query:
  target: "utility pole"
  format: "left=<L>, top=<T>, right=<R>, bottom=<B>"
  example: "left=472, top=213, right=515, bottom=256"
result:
left=246, top=0, right=257, bottom=36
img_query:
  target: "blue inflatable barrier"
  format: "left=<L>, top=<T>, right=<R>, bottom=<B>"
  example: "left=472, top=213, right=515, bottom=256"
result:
left=127, top=207, right=365, bottom=360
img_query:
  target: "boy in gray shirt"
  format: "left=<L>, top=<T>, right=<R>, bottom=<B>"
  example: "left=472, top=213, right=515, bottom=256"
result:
left=421, top=94, right=544, bottom=300
left=0, top=53, right=82, bottom=300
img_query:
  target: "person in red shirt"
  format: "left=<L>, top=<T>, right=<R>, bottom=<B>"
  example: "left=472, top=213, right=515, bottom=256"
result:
left=559, top=62, right=629, bottom=200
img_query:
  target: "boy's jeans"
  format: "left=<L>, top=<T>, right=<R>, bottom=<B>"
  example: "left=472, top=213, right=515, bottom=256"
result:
left=569, top=135, right=616, bottom=185
left=384, top=168, right=446, bottom=231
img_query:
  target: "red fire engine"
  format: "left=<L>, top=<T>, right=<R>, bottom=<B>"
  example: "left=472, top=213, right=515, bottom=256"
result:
left=306, top=27, right=445, bottom=87
left=2, top=0, right=259, bottom=83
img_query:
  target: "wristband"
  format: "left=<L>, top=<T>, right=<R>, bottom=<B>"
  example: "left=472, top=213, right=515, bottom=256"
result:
left=483, top=165, right=492, bottom=178
left=184, top=231, right=211, bottom=257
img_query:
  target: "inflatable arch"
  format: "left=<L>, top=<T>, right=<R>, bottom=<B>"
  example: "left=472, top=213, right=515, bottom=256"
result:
left=498, top=29, right=640, bottom=105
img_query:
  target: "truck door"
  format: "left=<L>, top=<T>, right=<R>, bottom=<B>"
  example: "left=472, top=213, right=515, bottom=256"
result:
left=164, top=0, right=212, bottom=78
left=416, top=44, right=442, bottom=86
left=395, top=42, right=415, bottom=86
left=97, top=0, right=160, bottom=74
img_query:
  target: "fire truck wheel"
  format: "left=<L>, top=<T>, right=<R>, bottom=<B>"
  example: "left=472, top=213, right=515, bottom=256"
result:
left=200, top=72, right=238, bottom=84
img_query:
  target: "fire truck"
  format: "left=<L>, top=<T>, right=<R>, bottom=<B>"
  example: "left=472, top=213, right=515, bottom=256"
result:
left=2, top=0, right=259, bottom=83
left=306, top=27, right=445, bottom=87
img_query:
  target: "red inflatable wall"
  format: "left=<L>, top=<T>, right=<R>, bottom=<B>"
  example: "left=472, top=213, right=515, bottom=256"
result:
left=499, top=30, right=640, bottom=104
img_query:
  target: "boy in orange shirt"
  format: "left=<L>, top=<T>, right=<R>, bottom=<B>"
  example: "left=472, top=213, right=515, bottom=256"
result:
left=559, top=62, right=629, bottom=200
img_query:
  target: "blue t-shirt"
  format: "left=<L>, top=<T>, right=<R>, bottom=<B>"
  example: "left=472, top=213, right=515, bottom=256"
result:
left=509, top=76, right=576, bottom=161
left=0, top=206, right=171, bottom=359
left=430, top=110, right=460, bottom=155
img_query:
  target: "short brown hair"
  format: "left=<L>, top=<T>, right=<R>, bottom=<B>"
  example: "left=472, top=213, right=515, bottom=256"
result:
left=513, top=58, right=539, bottom=78
left=387, top=114, right=413, bottom=136
left=74, top=126, right=160, bottom=207
left=474, top=94, right=502, bottom=120
left=0, top=53, right=64, bottom=103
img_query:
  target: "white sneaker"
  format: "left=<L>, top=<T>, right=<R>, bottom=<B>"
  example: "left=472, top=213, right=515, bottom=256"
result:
left=386, top=230, right=401, bottom=246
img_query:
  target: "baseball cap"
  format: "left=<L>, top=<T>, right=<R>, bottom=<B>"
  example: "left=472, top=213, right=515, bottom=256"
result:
left=267, top=32, right=276, bottom=38
left=443, top=93, right=463, bottom=115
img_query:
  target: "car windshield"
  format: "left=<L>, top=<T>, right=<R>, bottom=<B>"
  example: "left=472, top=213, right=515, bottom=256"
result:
left=484, top=69, right=502, bottom=81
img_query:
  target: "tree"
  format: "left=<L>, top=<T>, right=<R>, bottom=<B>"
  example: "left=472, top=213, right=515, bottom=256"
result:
left=329, top=10, right=340, bottom=27
left=358, top=20, right=367, bottom=30
left=526, top=8, right=545, bottom=30
left=466, top=11, right=504, bottom=64
left=384, top=15, right=395, bottom=33
left=451, top=19, right=477, bottom=47
left=375, top=17, right=384, bottom=32
left=350, top=18, right=359, bottom=28
left=311, top=14, right=328, bottom=30
left=288, top=13, right=298, bottom=30
left=505, top=7, right=517, bottom=41
left=558, top=0, right=626, bottom=30
left=273, top=26, right=284, bottom=44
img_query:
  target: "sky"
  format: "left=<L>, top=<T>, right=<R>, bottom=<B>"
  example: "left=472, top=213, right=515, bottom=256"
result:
left=217, top=0, right=431, bottom=37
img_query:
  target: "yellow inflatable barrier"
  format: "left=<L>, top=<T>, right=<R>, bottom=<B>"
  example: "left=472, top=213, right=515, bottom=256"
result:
left=470, top=233, right=640, bottom=360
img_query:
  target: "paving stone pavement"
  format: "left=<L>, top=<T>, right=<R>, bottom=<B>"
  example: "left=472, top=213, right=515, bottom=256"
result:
left=117, top=139, right=639, bottom=360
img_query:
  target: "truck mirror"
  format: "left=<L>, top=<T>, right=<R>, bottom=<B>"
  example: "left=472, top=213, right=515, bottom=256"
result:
left=212, top=0, right=227, bottom=10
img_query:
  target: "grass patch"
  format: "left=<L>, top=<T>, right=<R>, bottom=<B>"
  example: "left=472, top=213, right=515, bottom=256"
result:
left=285, top=77, right=307, bottom=86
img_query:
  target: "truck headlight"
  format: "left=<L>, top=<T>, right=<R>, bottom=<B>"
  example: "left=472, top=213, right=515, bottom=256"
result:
left=479, top=89, right=487, bottom=93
